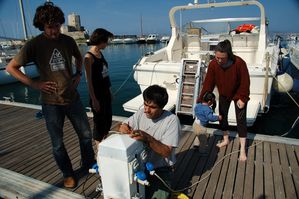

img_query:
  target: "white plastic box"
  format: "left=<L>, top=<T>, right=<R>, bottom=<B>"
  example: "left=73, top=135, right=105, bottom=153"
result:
left=98, top=133, right=147, bottom=199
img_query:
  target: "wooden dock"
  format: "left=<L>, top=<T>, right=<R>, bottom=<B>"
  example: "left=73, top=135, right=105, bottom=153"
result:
left=0, top=101, right=298, bottom=199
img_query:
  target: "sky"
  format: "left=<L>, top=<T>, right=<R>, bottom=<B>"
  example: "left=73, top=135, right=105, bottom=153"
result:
left=0, top=0, right=299, bottom=39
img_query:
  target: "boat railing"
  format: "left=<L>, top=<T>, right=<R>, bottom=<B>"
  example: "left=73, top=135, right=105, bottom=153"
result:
left=262, top=52, right=270, bottom=112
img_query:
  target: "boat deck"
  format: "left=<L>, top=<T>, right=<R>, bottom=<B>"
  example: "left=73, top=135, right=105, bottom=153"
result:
left=0, top=102, right=298, bottom=199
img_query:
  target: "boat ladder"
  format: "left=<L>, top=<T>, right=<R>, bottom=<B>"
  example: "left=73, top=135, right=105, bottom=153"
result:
left=175, top=59, right=205, bottom=117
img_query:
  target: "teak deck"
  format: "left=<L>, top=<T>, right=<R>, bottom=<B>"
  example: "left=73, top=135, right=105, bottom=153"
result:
left=0, top=102, right=298, bottom=199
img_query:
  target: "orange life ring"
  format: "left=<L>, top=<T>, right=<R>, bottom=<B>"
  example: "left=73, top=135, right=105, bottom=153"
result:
left=235, top=24, right=255, bottom=33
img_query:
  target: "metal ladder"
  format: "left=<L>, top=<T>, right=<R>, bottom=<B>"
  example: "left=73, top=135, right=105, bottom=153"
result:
left=175, top=59, right=205, bottom=117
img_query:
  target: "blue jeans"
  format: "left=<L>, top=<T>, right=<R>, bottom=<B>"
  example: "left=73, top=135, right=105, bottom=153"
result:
left=42, top=99, right=95, bottom=177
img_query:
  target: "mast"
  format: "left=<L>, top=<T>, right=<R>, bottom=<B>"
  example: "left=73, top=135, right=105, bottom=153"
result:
left=18, top=0, right=28, bottom=40
left=140, top=14, right=143, bottom=36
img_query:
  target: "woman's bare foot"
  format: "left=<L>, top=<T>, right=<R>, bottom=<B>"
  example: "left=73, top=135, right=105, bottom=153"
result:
left=239, top=151, right=247, bottom=161
left=216, top=140, right=230, bottom=148
left=239, top=137, right=247, bottom=161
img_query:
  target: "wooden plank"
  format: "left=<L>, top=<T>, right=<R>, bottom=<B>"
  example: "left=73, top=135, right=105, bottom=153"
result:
left=27, top=134, right=79, bottom=179
left=0, top=126, right=49, bottom=166
left=222, top=137, right=240, bottom=199
left=295, top=145, right=299, bottom=158
left=253, top=140, right=264, bottom=198
left=243, top=139, right=255, bottom=199
left=1, top=123, right=74, bottom=170
left=0, top=109, right=38, bottom=131
left=176, top=130, right=194, bottom=154
left=191, top=135, right=219, bottom=198
left=172, top=132, right=196, bottom=189
left=1, top=104, right=299, bottom=199
left=0, top=167, right=84, bottom=199
left=271, top=142, right=286, bottom=198
left=75, top=174, right=101, bottom=196
left=0, top=105, right=25, bottom=119
left=173, top=145, right=198, bottom=190
left=285, top=145, right=299, bottom=198
left=263, top=141, right=274, bottom=199
left=278, top=143, right=297, bottom=198
left=203, top=136, right=226, bottom=199
left=0, top=121, right=45, bottom=147
left=214, top=136, right=234, bottom=199
left=233, top=146, right=246, bottom=199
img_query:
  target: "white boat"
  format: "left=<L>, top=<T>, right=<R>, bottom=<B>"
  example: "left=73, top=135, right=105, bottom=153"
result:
left=160, top=36, right=170, bottom=43
left=137, top=36, right=146, bottom=44
left=123, top=0, right=281, bottom=127
left=146, top=34, right=160, bottom=44
left=110, top=36, right=137, bottom=44
left=0, top=0, right=39, bottom=85
left=123, top=37, right=137, bottom=44
left=289, top=43, right=299, bottom=70
left=110, top=38, right=123, bottom=44
left=0, top=51, right=39, bottom=85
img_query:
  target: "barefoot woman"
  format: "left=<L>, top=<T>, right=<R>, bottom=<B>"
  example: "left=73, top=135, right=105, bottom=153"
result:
left=197, top=39, right=250, bottom=161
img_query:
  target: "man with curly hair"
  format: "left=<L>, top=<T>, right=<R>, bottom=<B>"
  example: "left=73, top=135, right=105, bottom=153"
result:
left=6, top=2, right=95, bottom=188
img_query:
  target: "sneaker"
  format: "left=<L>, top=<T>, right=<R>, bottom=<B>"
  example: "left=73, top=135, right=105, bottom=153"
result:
left=63, top=176, right=77, bottom=188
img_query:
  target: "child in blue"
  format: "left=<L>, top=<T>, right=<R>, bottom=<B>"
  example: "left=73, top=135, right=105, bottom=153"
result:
left=193, top=91, right=222, bottom=155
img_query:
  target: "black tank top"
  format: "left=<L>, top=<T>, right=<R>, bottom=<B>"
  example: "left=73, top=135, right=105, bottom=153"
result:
left=87, top=51, right=111, bottom=103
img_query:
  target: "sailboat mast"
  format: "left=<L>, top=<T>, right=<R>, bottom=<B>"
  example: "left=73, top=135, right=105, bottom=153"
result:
left=140, top=15, right=143, bottom=36
left=18, top=0, right=28, bottom=40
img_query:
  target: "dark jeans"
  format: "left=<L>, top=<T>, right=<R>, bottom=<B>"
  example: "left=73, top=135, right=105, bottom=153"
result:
left=219, top=95, right=248, bottom=137
left=42, top=99, right=95, bottom=177
left=91, top=100, right=112, bottom=141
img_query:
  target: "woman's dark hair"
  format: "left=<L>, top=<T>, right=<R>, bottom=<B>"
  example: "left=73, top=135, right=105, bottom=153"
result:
left=33, top=2, right=65, bottom=31
left=215, top=39, right=235, bottom=61
left=88, top=28, right=114, bottom=45
left=143, top=85, right=168, bottom=109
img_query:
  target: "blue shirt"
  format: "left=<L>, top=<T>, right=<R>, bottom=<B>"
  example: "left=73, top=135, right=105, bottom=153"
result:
left=194, top=103, right=219, bottom=126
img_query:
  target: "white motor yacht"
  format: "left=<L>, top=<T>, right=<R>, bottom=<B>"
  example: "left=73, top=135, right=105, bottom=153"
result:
left=146, top=34, right=160, bottom=44
left=123, top=0, right=281, bottom=127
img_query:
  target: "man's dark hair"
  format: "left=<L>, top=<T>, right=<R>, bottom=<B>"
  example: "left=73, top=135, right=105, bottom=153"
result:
left=143, top=85, right=168, bottom=109
left=88, top=28, right=114, bottom=46
left=215, top=39, right=235, bottom=61
left=33, top=2, right=65, bottom=31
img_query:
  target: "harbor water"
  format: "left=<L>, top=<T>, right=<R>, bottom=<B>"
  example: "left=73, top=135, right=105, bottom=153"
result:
left=0, top=43, right=298, bottom=138
left=0, top=43, right=166, bottom=116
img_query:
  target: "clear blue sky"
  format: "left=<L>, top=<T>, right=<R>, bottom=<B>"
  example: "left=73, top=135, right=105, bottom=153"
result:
left=0, top=0, right=299, bottom=39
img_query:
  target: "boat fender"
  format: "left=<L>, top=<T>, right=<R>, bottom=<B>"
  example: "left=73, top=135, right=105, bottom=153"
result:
left=172, top=192, right=190, bottom=199
left=273, top=73, right=294, bottom=93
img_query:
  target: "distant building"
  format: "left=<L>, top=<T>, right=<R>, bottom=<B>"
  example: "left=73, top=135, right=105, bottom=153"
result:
left=61, top=13, right=88, bottom=40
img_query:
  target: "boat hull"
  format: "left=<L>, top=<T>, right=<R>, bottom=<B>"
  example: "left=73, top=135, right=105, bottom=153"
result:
left=289, top=45, right=299, bottom=70
left=0, top=64, right=39, bottom=85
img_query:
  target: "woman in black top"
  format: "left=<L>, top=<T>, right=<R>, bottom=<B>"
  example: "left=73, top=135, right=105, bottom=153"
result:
left=84, top=28, right=114, bottom=146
